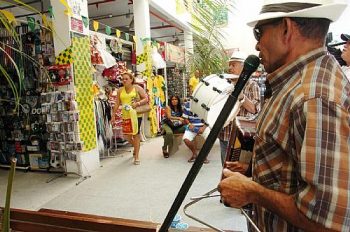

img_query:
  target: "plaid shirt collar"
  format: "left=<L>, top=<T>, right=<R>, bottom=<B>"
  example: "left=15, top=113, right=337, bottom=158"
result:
left=265, top=48, right=327, bottom=99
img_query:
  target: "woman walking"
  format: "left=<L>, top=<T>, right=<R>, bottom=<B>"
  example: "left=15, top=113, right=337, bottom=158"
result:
left=112, top=72, right=148, bottom=165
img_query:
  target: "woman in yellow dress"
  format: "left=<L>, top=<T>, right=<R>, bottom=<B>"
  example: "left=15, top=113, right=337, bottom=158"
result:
left=111, top=73, right=148, bottom=165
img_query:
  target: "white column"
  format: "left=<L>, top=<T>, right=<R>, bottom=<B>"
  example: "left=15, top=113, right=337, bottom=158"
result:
left=133, top=0, right=151, bottom=55
left=184, top=30, right=194, bottom=97
left=184, top=30, right=194, bottom=56
left=50, top=0, right=71, bottom=55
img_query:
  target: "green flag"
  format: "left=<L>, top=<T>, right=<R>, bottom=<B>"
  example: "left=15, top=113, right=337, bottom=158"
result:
left=125, top=33, right=129, bottom=41
left=105, top=25, right=111, bottom=35
left=48, top=6, right=54, bottom=18
left=27, top=17, right=35, bottom=31
left=82, top=16, right=89, bottom=28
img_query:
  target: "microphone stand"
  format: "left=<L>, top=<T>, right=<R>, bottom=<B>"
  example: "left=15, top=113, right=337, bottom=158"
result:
left=159, top=77, right=250, bottom=232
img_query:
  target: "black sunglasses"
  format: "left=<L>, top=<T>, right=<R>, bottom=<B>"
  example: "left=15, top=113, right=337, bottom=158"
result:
left=253, top=18, right=282, bottom=41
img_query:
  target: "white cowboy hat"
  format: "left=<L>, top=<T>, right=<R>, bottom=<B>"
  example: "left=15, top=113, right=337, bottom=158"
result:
left=247, top=0, right=348, bottom=27
left=229, top=51, right=248, bottom=62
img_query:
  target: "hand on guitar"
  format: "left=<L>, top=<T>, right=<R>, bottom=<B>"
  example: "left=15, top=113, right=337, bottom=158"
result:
left=218, top=169, right=257, bottom=208
left=224, top=161, right=249, bottom=175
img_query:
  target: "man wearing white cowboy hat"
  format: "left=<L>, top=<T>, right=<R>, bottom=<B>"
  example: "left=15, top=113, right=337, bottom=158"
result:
left=218, top=1, right=350, bottom=232
left=218, top=50, right=260, bottom=166
left=340, top=33, right=350, bottom=82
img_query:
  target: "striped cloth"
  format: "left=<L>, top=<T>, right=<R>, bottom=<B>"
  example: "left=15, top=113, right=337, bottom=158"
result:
left=253, top=48, right=350, bottom=231
left=182, top=101, right=204, bottom=133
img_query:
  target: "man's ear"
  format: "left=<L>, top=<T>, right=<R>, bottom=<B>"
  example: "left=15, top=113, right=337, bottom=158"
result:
left=282, top=18, right=294, bottom=45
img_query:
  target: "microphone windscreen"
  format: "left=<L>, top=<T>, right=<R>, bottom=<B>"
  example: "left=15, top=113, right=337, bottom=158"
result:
left=243, top=55, right=260, bottom=72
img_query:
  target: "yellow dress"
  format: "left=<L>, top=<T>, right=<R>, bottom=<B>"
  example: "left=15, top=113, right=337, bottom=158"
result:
left=120, top=87, right=139, bottom=135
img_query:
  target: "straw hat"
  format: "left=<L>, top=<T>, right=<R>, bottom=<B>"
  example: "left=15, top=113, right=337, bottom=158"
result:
left=247, top=0, right=347, bottom=27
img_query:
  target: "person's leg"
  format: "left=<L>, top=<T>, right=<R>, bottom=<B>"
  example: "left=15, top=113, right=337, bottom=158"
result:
left=219, top=139, right=228, bottom=166
left=183, top=130, right=197, bottom=162
left=162, top=124, right=173, bottom=156
left=133, top=134, right=141, bottom=163
left=133, top=117, right=142, bottom=164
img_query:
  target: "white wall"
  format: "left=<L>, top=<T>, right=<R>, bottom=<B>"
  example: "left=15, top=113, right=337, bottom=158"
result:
left=222, top=0, right=350, bottom=55
left=330, top=0, right=350, bottom=43
left=221, top=0, right=263, bottom=55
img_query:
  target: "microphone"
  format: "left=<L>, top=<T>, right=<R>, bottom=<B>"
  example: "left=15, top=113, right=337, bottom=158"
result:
left=233, top=55, right=261, bottom=96
left=159, top=55, right=260, bottom=232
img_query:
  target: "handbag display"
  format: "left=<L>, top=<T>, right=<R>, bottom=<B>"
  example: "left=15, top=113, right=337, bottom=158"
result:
left=135, top=103, right=151, bottom=114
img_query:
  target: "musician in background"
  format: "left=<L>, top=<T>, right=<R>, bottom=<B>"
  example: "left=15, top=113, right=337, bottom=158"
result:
left=218, top=51, right=260, bottom=166
left=188, top=70, right=201, bottom=94
left=340, top=33, right=350, bottom=81
left=219, top=1, right=350, bottom=231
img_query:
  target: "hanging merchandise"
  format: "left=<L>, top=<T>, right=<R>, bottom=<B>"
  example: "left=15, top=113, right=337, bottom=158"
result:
left=109, top=38, right=123, bottom=62
left=47, top=64, right=72, bottom=86
left=90, top=34, right=116, bottom=68
left=102, top=61, right=128, bottom=85
left=152, top=46, right=166, bottom=69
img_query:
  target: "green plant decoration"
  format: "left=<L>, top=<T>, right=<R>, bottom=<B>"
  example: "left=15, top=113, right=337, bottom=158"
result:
left=187, top=0, right=233, bottom=76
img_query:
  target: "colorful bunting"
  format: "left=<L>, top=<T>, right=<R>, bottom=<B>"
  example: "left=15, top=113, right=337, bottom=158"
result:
left=105, top=25, right=111, bottom=35
left=27, top=17, right=36, bottom=32
left=116, top=29, right=121, bottom=38
left=42, top=14, right=48, bottom=28
left=60, top=0, right=72, bottom=16
left=82, top=16, right=89, bottom=28
left=48, top=6, right=54, bottom=18
left=0, top=10, right=16, bottom=24
left=93, top=20, right=99, bottom=31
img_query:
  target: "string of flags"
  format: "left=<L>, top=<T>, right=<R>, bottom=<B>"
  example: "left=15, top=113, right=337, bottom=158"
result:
left=90, top=19, right=161, bottom=49
left=0, top=1, right=163, bottom=49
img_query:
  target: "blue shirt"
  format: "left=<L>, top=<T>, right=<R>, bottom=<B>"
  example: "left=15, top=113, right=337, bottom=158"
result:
left=182, top=101, right=204, bottom=133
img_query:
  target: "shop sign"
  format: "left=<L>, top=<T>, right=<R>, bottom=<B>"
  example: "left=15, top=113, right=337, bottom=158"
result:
left=71, top=17, right=83, bottom=34
left=164, top=43, right=185, bottom=64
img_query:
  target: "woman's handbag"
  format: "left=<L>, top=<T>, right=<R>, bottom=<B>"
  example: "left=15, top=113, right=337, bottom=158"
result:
left=135, top=103, right=151, bottom=114
left=162, top=118, right=183, bottom=130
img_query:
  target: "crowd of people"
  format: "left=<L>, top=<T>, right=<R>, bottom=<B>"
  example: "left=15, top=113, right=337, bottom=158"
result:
left=111, top=0, right=350, bottom=230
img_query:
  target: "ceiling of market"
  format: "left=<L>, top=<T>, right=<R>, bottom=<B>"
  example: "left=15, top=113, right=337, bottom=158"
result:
left=0, top=0, right=184, bottom=44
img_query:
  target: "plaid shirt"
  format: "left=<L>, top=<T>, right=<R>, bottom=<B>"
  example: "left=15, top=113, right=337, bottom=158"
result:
left=253, top=48, right=350, bottom=231
left=218, top=79, right=260, bottom=141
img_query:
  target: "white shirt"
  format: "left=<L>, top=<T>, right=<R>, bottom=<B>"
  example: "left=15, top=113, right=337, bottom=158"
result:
left=341, top=66, right=350, bottom=83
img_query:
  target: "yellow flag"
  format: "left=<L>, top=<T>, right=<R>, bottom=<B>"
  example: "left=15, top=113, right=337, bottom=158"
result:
left=116, top=29, right=121, bottom=38
left=0, top=10, right=16, bottom=24
left=93, top=21, right=99, bottom=31
left=59, top=0, right=72, bottom=16
left=133, top=35, right=137, bottom=43
left=42, top=14, right=48, bottom=27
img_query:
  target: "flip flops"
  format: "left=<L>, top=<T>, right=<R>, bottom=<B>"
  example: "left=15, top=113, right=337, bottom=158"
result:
left=163, top=150, right=169, bottom=158
left=133, top=159, right=140, bottom=165
left=188, top=156, right=196, bottom=163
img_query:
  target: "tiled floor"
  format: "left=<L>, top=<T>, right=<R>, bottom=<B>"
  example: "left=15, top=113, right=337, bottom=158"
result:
left=0, top=136, right=248, bottom=231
